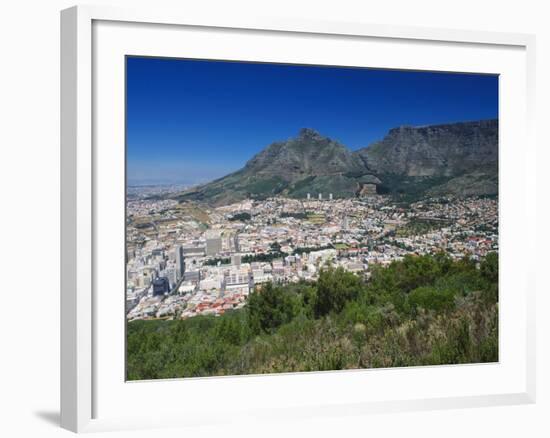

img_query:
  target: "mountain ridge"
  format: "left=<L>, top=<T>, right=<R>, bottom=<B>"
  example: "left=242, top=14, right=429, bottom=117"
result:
left=175, top=119, right=498, bottom=205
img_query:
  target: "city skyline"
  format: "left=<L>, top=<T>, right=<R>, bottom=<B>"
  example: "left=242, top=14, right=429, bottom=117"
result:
left=126, top=57, right=498, bottom=186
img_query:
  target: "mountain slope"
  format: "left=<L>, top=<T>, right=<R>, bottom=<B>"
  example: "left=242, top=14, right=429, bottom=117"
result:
left=176, top=128, right=377, bottom=205
left=354, top=119, right=498, bottom=197
left=175, top=120, right=498, bottom=205
left=355, top=119, right=498, bottom=177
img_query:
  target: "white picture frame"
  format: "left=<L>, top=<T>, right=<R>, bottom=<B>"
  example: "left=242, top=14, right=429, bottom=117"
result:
left=60, top=4, right=537, bottom=433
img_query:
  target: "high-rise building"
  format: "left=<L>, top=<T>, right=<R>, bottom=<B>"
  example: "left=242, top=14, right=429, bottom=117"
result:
left=152, top=277, right=170, bottom=296
left=318, top=193, right=322, bottom=200
left=329, top=193, right=333, bottom=201
left=163, top=267, right=177, bottom=289
left=174, top=245, right=185, bottom=280
left=205, top=230, right=222, bottom=256
left=307, top=193, right=311, bottom=200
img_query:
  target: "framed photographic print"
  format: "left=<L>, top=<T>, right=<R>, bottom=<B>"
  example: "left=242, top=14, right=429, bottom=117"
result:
left=61, top=5, right=536, bottom=433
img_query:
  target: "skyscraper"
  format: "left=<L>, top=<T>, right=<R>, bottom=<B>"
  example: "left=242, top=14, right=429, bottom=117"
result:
left=174, top=245, right=185, bottom=280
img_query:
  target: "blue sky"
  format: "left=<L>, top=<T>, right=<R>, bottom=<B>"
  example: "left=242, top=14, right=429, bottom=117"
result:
left=126, top=56, right=498, bottom=186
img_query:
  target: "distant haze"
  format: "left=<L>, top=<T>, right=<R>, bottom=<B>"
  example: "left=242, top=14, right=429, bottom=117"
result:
left=127, top=57, right=498, bottom=185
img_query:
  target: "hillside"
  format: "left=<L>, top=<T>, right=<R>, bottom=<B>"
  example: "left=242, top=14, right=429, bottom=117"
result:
left=354, top=119, right=499, bottom=198
left=176, top=128, right=379, bottom=205
left=127, top=253, right=499, bottom=380
left=174, top=120, right=498, bottom=205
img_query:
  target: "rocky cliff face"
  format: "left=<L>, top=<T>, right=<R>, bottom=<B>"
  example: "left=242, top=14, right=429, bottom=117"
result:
left=355, top=119, right=498, bottom=177
left=176, top=120, right=498, bottom=205
left=243, top=128, right=364, bottom=179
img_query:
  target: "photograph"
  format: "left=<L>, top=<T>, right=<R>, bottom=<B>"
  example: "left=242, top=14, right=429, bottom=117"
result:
left=125, top=56, right=499, bottom=381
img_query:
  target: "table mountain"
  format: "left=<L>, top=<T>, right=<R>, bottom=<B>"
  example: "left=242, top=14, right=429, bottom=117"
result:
left=354, top=119, right=498, bottom=198
left=175, top=120, right=498, bottom=205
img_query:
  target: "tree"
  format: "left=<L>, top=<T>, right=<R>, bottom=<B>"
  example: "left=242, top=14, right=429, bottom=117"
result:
left=480, top=251, right=498, bottom=283
left=407, top=286, right=456, bottom=314
left=315, top=267, right=363, bottom=317
left=247, top=283, right=299, bottom=333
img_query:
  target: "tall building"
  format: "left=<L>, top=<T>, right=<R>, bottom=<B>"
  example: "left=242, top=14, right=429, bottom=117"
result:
left=307, top=193, right=311, bottom=200
left=163, top=267, right=177, bottom=289
left=329, top=193, right=333, bottom=201
left=152, top=277, right=170, bottom=296
left=205, top=230, right=222, bottom=256
left=318, top=193, right=322, bottom=200
left=174, top=245, right=185, bottom=280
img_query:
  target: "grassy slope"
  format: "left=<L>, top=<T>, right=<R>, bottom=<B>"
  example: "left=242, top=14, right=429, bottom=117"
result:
left=127, top=253, right=498, bottom=380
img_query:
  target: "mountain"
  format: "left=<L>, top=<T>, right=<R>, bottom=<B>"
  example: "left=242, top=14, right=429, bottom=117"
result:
left=354, top=119, right=498, bottom=197
left=175, top=120, right=498, bottom=205
left=176, top=128, right=380, bottom=205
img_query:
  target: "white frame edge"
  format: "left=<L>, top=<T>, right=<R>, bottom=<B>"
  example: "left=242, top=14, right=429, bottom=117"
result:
left=60, top=4, right=537, bottom=433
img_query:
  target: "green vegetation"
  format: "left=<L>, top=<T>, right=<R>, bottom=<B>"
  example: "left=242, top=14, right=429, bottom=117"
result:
left=396, top=218, right=450, bottom=237
left=307, top=213, right=326, bottom=224
left=229, top=212, right=251, bottom=221
left=377, top=174, right=455, bottom=202
left=293, top=245, right=333, bottom=255
left=333, top=243, right=350, bottom=250
left=280, top=211, right=311, bottom=220
left=203, top=245, right=333, bottom=266
left=127, top=252, right=498, bottom=380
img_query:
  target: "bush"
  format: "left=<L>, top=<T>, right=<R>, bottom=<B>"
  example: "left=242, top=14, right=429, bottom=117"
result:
left=127, top=252, right=499, bottom=379
left=407, top=286, right=456, bottom=314
left=315, top=267, right=364, bottom=317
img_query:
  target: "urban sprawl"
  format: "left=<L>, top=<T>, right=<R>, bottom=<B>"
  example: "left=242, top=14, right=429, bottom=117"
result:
left=126, top=188, right=498, bottom=321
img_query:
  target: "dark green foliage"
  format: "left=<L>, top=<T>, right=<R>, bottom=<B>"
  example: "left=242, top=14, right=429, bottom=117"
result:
left=242, top=252, right=287, bottom=263
left=407, top=286, right=456, bottom=313
left=203, top=257, right=231, bottom=266
left=291, top=245, right=333, bottom=255
left=315, top=267, right=363, bottom=317
left=229, top=212, right=251, bottom=221
left=280, top=211, right=310, bottom=219
left=375, top=174, right=455, bottom=202
left=248, top=283, right=301, bottom=334
left=127, top=252, right=499, bottom=380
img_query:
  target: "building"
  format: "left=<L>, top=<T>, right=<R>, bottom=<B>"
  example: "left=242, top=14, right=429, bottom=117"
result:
left=181, top=245, right=205, bottom=256
left=343, top=216, right=350, bottom=231
left=307, top=193, right=311, bottom=200
left=224, top=268, right=251, bottom=295
left=231, top=253, right=242, bottom=266
left=318, top=193, right=322, bottom=200
left=329, top=193, right=333, bottom=200
left=184, top=270, right=201, bottom=283
left=174, top=245, right=185, bottom=280
left=205, top=230, right=222, bottom=256
left=152, top=277, right=170, bottom=296
left=163, top=266, right=177, bottom=289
